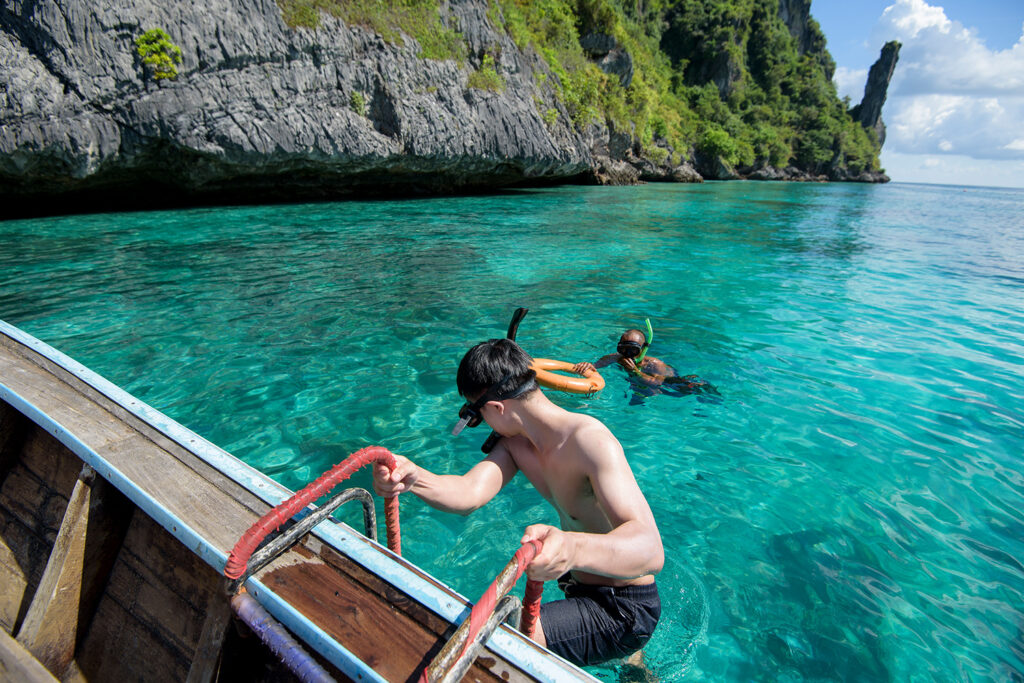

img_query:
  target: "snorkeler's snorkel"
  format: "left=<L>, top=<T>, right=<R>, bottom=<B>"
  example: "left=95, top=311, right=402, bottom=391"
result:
left=632, top=318, right=653, bottom=371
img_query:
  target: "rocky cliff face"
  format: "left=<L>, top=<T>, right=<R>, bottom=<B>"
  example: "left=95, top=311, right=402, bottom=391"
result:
left=1, top=0, right=617, bottom=215
left=777, top=0, right=833, bottom=82
left=851, top=41, right=901, bottom=147
left=777, top=0, right=812, bottom=54
left=0, top=0, right=894, bottom=217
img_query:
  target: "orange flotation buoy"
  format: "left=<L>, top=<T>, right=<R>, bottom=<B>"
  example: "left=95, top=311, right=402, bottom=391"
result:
left=530, top=358, right=605, bottom=395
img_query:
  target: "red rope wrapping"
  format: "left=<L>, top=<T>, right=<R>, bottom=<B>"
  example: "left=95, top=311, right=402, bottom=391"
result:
left=460, top=540, right=542, bottom=659
left=224, top=446, right=400, bottom=579
left=520, top=578, right=544, bottom=638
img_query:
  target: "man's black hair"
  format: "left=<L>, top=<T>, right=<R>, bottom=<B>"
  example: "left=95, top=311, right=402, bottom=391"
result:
left=457, top=338, right=539, bottom=399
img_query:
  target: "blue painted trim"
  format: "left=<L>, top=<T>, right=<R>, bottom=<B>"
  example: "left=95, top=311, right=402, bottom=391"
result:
left=0, top=384, right=229, bottom=571
left=0, top=383, right=385, bottom=681
left=0, top=320, right=595, bottom=681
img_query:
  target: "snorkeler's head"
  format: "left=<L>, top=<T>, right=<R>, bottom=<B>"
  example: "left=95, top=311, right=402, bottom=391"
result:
left=456, top=338, right=538, bottom=400
left=617, top=329, right=647, bottom=358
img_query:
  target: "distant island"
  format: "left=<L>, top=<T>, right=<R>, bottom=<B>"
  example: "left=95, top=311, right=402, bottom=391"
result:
left=0, top=0, right=899, bottom=217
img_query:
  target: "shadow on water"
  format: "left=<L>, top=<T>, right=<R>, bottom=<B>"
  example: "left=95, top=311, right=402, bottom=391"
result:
left=762, top=528, right=891, bottom=682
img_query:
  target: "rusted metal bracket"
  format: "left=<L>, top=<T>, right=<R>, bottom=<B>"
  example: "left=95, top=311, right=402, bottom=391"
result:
left=428, top=595, right=522, bottom=683
left=229, top=487, right=377, bottom=593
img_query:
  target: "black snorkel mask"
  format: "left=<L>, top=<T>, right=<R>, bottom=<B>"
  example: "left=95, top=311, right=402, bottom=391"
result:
left=451, top=373, right=533, bottom=436
left=617, top=319, right=654, bottom=366
left=617, top=339, right=645, bottom=358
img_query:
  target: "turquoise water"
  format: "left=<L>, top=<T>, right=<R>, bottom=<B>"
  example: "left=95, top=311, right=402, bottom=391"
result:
left=2, top=182, right=1023, bottom=681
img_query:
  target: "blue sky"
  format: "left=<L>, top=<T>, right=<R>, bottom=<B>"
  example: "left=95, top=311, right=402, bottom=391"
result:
left=812, top=1, right=1024, bottom=188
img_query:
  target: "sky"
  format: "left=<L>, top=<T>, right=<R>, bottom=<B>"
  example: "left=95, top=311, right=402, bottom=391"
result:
left=812, top=0, right=1024, bottom=188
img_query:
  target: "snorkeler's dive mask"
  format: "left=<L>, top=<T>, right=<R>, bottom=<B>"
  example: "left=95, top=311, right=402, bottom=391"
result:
left=452, top=374, right=532, bottom=436
left=617, top=339, right=645, bottom=358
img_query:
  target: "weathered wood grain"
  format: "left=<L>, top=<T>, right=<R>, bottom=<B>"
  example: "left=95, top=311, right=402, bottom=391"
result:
left=16, top=466, right=95, bottom=676
left=0, top=627, right=59, bottom=682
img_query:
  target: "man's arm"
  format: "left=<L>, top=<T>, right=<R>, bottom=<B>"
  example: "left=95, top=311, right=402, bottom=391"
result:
left=573, top=354, right=619, bottom=375
left=373, top=445, right=518, bottom=516
left=521, top=429, right=664, bottom=581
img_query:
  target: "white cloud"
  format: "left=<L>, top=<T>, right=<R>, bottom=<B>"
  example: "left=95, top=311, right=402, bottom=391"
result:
left=886, top=94, right=1024, bottom=158
left=834, top=66, right=867, bottom=102
left=881, top=0, right=951, bottom=37
left=869, top=0, right=1024, bottom=164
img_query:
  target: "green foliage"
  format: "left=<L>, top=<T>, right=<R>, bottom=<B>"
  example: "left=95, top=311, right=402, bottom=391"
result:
left=135, top=28, right=182, bottom=81
left=350, top=91, right=367, bottom=116
left=280, top=0, right=883, bottom=174
left=276, top=0, right=466, bottom=61
left=483, top=0, right=882, bottom=174
left=467, top=54, right=506, bottom=91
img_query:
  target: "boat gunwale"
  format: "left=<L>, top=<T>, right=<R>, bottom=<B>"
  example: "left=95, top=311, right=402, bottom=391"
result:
left=0, top=320, right=595, bottom=682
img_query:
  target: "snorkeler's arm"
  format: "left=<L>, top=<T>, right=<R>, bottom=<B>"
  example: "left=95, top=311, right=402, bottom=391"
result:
left=592, top=354, right=620, bottom=370
left=373, top=449, right=518, bottom=516
left=521, top=428, right=664, bottom=581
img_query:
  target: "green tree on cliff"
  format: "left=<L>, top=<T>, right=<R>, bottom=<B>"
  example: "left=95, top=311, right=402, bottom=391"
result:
left=135, top=28, right=183, bottom=81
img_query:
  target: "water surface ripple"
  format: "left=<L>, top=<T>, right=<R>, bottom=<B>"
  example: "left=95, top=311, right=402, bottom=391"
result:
left=2, top=182, right=1023, bottom=681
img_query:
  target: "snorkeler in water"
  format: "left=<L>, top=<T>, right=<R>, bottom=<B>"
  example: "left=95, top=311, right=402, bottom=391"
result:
left=573, top=327, right=719, bottom=403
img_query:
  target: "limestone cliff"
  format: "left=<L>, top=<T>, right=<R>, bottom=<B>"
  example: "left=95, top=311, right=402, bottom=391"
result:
left=0, top=0, right=898, bottom=217
left=851, top=41, right=901, bottom=147
left=1, top=0, right=607, bottom=215
left=777, top=0, right=833, bottom=80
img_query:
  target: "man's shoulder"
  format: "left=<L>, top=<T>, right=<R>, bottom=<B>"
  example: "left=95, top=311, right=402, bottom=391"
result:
left=567, top=410, right=611, bottom=433
left=566, top=414, right=622, bottom=459
left=644, top=356, right=675, bottom=374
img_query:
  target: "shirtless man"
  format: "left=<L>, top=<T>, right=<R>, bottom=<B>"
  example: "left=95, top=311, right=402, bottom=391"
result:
left=373, top=338, right=663, bottom=666
left=574, top=328, right=718, bottom=400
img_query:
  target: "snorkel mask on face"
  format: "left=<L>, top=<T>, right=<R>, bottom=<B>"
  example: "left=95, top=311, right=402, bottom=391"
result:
left=617, top=339, right=644, bottom=358
left=617, top=318, right=654, bottom=368
left=451, top=373, right=533, bottom=436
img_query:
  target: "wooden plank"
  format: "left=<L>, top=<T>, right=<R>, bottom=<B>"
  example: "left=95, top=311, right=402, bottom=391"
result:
left=0, top=627, right=59, bottom=682
left=0, top=533, right=28, bottom=636
left=0, top=418, right=80, bottom=636
left=75, top=513, right=222, bottom=682
left=75, top=474, right=133, bottom=650
left=185, top=593, right=232, bottom=683
left=16, top=465, right=95, bottom=677
left=97, top=431, right=257, bottom=553
left=0, top=358, right=137, bottom=450
left=75, top=589, right=192, bottom=683
left=259, top=548, right=518, bottom=683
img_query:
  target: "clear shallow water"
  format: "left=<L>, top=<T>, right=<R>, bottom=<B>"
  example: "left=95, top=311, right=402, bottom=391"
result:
left=2, top=182, right=1023, bottom=681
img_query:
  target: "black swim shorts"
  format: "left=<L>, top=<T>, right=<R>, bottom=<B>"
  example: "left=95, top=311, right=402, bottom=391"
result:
left=539, top=575, right=661, bottom=667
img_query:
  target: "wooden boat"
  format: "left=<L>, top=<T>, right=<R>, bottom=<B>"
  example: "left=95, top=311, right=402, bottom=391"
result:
left=0, top=320, right=595, bottom=682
